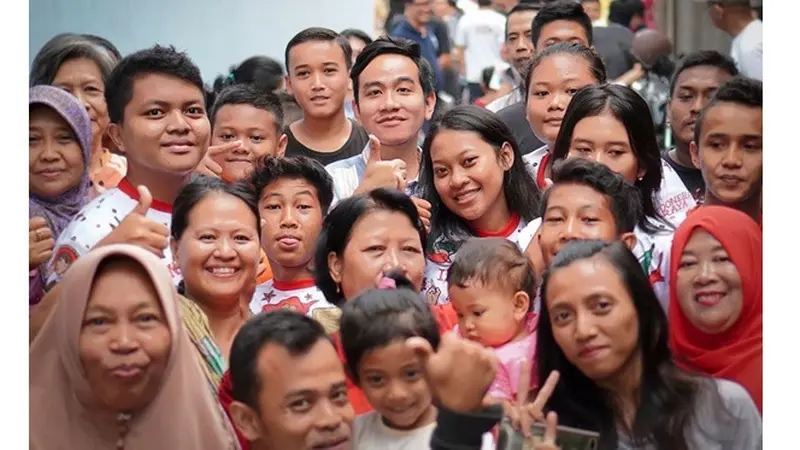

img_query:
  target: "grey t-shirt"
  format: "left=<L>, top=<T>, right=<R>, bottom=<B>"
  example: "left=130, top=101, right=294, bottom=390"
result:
left=618, top=379, right=761, bottom=450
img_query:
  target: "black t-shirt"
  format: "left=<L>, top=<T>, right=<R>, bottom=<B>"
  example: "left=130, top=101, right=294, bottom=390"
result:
left=496, top=102, right=543, bottom=155
left=662, top=150, right=706, bottom=204
left=284, top=119, right=370, bottom=166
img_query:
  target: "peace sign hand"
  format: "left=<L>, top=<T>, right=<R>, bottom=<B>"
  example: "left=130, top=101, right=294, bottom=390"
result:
left=511, top=368, right=560, bottom=438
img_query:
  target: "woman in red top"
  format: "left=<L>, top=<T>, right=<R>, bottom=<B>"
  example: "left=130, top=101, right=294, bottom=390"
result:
left=669, top=206, right=762, bottom=412
left=219, top=188, right=457, bottom=450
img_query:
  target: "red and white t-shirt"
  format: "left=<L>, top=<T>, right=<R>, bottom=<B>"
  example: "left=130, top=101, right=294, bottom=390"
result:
left=422, top=214, right=541, bottom=305
left=654, top=159, right=696, bottom=228
left=249, top=279, right=334, bottom=314
left=522, top=145, right=551, bottom=190
left=45, top=178, right=181, bottom=287
left=632, top=223, right=673, bottom=311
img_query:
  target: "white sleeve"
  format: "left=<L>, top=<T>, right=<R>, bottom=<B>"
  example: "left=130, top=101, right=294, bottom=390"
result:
left=455, top=17, right=467, bottom=47
left=738, top=45, right=763, bottom=81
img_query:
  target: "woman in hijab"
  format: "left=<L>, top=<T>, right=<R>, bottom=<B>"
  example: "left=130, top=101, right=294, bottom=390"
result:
left=29, top=85, right=93, bottom=308
left=30, top=32, right=126, bottom=196
left=30, top=244, right=239, bottom=450
left=669, top=206, right=763, bottom=412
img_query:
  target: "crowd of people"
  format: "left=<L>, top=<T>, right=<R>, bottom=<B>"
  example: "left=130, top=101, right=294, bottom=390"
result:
left=28, top=0, right=763, bottom=449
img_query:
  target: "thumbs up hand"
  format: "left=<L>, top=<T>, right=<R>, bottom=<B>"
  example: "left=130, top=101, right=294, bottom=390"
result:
left=97, top=185, right=171, bottom=257
left=354, top=135, right=408, bottom=195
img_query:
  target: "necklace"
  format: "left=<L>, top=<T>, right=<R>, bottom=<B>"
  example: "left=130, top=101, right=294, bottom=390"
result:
left=116, top=412, right=132, bottom=450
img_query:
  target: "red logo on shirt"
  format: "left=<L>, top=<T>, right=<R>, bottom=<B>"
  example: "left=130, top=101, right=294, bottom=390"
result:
left=262, top=296, right=318, bottom=315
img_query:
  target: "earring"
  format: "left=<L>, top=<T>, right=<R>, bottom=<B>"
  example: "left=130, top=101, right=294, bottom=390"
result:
left=336, top=283, right=340, bottom=294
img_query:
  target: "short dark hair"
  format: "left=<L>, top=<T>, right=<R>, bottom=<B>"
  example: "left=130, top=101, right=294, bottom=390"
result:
left=210, top=83, right=284, bottom=132
left=542, top=158, right=643, bottom=235
left=171, top=175, right=259, bottom=241
left=531, top=1, right=594, bottom=48
left=230, top=310, right=331, bottom=408
left=524, top=42, right=607, bottom=106
left=30, top=33, right=120, bottom=87
left=608, top=0, right=645, bottom=28
left=448, top=237, right=538, bottom=309
left=249, top=155, right=335, bottom=213
left=669, top=50, right=739, bottom=96
left=105, top=45, right=204, bottom=124
left=350, top=36, right=435, bottom=106
left=506, top=4, right=541, bottom=38
left=213, top=56, right=284, bottom=94
left=694, top=76, right=762, bottom=145
left=285, top=27, right=353, bottom=72
left=340, top=272, right=440, bottom=384
left=340, top=28, right=374, bottom=47
left=314, top=188, right=427, bottom=306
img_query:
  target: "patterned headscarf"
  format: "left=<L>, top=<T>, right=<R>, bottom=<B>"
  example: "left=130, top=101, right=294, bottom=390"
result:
left=28, top=85, right=93, bottom=238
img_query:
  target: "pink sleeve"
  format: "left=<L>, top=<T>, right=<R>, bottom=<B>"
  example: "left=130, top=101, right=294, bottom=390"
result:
left=487, top=362, right=513, bottom=401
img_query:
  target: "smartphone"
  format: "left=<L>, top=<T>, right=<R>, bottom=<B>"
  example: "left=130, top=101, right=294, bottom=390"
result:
left=497, top=418, right=600, bottom=450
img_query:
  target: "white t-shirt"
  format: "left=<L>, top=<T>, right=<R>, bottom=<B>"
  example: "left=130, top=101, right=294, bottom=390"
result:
left=353, top=411, right=495, bottom=450
left=731, top=20, right=762, bottom=81
left=455, top=8, right=506, bottom=83
left=423, top=216, right=541, bottom=305
left=632, top=222, right=673, bottom=311
left=249, top=278, right=340, bottom=333
left=46, top=178, right=181, bottom=287
left=655, top=159, right=696, bottom=228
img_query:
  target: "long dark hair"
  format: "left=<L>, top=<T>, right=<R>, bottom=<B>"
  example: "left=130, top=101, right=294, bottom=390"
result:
left=537, top=240, right=704, bottom=450
left=551, top=84, right=669, bottom=233
left=419, top=105, right=541, bottom=251
left=314, top=188, right=427, bottom=306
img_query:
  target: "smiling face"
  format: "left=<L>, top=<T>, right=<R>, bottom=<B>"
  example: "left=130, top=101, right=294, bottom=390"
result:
left=328, top=209, right=426, bottom=301
left=108, top=73, right=210, bottom=177
left=287, top=40, right=350, bottom=120
left=29, top=105, right=86, bottom=198
left=429, top=129, right=513, bottom=230
left=259, top=177, right=324, bottom=273
left=52, top=57, right=109, bottom=145
left=79, top=257, right=171, bottom=413
left=355, top=53, right=435, bottom=147
left=566, top=111, right=644, bottom=184
left=668, top=65, right=733, bottom=147
left=211, top=104, right=285, bottom=182
left=527, top=54, right=598, bottom=147
left=544, top=256, right=640, bottom=384
left=173, top=192, right=261, bottom=311
left=357, top=339, right=436, bottom=430
left=692, top=102, right=762, bottom=206
left=675, top=229, right=744, bottom=334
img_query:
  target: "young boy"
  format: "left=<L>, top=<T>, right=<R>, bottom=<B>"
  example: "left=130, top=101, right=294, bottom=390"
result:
left=665, top=50, right=738, bottom=203
left=209, top=83, right=287, bottom=183
left=534, top=157, right=672, bottom=309
left=691, top=76, right=762, bottom=224
left=284, top=28, right=370, bottom=166
left=339, top=281, right=495, bottom=450
left=247, top=156, right=340, bottom=332
left=46, top=45, right=211, bottom=287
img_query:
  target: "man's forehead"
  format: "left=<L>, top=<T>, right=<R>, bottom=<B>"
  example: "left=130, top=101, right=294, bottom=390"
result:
left=361, top=54, right=420, bottom=81
left=256, top=339, right=344, bottom=386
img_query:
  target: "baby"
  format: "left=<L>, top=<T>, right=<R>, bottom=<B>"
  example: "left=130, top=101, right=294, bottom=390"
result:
left=448, top=237, right=539, bottom=404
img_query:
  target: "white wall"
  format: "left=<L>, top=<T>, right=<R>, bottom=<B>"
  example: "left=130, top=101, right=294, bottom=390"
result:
left=30, top=0, right=375, bottom=83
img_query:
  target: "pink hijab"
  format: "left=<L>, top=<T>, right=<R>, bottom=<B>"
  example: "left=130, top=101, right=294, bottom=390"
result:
left=30, top=244, right=239, bottom=449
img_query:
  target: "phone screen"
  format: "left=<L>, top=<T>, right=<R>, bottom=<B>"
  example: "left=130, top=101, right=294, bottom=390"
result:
left=496, top=418, right=600, bottom=450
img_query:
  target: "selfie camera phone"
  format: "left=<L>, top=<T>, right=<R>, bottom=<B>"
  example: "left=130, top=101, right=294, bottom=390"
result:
left=497, top=418, right=600, bottom=450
